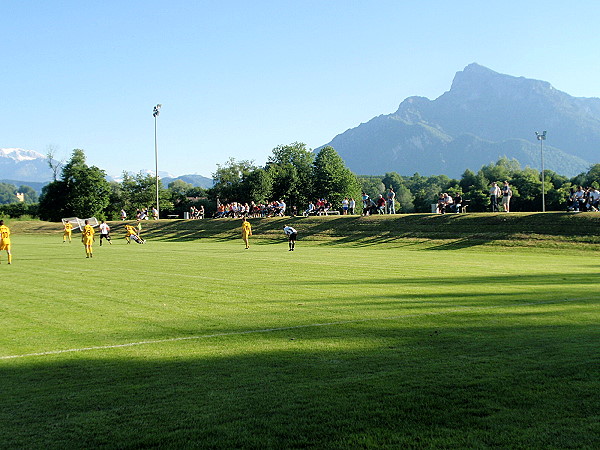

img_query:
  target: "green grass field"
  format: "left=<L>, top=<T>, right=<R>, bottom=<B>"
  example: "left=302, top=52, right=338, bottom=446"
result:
left=1, top=217, right=599, bottom=448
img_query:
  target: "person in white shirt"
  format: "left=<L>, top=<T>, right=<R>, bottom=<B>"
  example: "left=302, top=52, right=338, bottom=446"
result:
left=489, top=182, right=501, bottom=212
left=574, top=186, right=586, bottom=211
left=283, top=225, right=298, bottom=251
left=342, top=198, right=349, bottom=215
left=99, top=221, right=112, bottom=246
left=587, top=187, right=600, bottom=211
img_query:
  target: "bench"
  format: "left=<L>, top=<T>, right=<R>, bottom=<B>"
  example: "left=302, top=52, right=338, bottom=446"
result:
left=167, top=214, right=179, bottom=219
left=325, top=210, right=340, bottom=215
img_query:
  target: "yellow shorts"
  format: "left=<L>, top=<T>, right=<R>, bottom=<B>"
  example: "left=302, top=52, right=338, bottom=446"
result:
left=0, top=242, right=11, bottom=251
left=82, top=237, right=94, bottom=246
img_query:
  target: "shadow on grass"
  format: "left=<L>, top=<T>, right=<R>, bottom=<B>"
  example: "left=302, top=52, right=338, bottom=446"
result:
left=117, top=213, right=600, bottom=252
left=293, top=272, right=597, bottom=288
left=1, top=319, right=599, bottom=449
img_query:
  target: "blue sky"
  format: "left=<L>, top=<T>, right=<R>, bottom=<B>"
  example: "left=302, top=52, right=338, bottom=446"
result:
left=3, top=1, right=600, bottom=178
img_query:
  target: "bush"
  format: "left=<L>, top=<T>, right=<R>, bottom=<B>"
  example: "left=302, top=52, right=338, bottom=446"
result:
left=0, top=203, right=39, bottom=218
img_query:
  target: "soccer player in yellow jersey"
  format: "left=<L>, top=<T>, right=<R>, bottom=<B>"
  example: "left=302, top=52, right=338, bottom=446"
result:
left=63, top=221, right=73, bottom=243
left=124, top=224, right=138, bottom=244
left=81, top=219, right=95, bottom=258
left=0, top=220, right=12, bottom=264
left=241, top=217, right=252, bottom=249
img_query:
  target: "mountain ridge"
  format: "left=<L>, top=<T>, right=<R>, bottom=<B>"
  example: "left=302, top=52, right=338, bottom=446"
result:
left=322, top=63, right=598, bottom=177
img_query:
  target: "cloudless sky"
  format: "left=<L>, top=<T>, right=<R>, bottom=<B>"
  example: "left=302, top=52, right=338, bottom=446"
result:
left=3, top=1, right=600, bottom=178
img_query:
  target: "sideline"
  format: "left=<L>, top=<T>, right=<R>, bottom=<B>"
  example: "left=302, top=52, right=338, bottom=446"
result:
left=1, top=298, right=592, bottom=360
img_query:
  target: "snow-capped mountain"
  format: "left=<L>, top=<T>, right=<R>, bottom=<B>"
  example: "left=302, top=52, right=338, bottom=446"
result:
left=0, top=148, right=46, bottom=162
left=0, top=148, right=53, bottom=182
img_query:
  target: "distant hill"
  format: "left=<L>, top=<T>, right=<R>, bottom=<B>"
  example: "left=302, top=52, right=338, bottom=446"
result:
left=0, top=179, right=48, bottom=194
left=321, top=63, right=598, bottom=177
left=161, top=174, right=213, bottom=189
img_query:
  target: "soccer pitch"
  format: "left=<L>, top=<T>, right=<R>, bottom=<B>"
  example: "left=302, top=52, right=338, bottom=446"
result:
left=1, top=234, right=599, bottom=448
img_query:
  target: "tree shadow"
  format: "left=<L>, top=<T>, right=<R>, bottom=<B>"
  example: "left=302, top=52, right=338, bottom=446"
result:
left=116, top=213, right=600, bottom=250
left=1, top=317, right=598, bottom=449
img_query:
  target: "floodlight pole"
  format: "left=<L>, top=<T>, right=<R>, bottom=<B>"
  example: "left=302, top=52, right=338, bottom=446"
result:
left=153, top=104, right=162, bottom=219
left=535, top=131, right=547, bottom=212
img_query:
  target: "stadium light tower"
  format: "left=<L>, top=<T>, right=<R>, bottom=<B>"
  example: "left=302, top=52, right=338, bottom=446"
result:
left=535, top=131, right=547, bottom=212
left=153, top=104, right=162, bottom=219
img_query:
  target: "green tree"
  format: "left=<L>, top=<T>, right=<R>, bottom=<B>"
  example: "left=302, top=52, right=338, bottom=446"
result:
left=396, top=185, right=415, bottom=213
left=266, top=142, right=314, bottom=207
left=39, top=149, right=110, bottom=220
left=458, top=169, right=489, bottom=212
left=243, top=169, right=273, bottom=204
left=38, top=181, right=69, bottom=221
left=581, top=164, right=600, bottom=187
left=381, top=172, right=405, bottom=193
left=0, top=182, right=17, bottom=204
left=211, top=158, right=256, bottom=203
left=121, top=172, right=171, bottom=213
left=105, top=181, right=124, bottom=220
left=357, top=176, right=385, bottom=200
left=168, top=179, right=194, bottom=197
left=312, top=146, right=360, bottom=207
left=511, top=168, right=545, bottom=211
left=480, top=157, right=520, bottom=183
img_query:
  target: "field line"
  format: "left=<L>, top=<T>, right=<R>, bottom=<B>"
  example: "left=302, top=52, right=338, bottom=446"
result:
left=1, top=297, right=592, bottom=360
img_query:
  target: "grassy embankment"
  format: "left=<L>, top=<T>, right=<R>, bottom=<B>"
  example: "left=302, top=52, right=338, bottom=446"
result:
left=9, top=211, right=600, bottom=250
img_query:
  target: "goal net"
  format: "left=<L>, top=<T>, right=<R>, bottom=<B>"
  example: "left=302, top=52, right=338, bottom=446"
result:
left=62, top=217, right=100, bottom=231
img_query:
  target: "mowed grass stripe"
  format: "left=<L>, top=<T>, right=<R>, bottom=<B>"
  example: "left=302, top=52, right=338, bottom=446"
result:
left=1, top=296, right=592, bottom=360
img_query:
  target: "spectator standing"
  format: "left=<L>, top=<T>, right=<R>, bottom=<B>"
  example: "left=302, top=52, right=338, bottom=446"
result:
left=361, top=193, right=370, bottom=216
left=501, top=181, right=513, bottom=213
left=386, top=188, right=396, bottom=214
left=342, top=197, right=349, bottom=215
left=349, top=198, right=356, bottom=215
left=489, top=182, right=501, bottom=212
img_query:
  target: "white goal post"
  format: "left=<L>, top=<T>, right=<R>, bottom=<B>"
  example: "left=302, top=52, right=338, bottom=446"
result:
left=62, top=217, right=100, bottom=231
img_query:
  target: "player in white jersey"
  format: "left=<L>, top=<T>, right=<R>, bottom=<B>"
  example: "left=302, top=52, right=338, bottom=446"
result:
left=283, top=225, right=298, bottom=251
left=99, top=221, right=112, bottom=246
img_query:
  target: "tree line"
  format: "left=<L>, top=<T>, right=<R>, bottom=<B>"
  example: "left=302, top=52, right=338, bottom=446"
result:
left=2, top=146, right=600, bottom=220
left=359, top=157, right=600, bottom=213
left=31, top=144, right=359, bottom=221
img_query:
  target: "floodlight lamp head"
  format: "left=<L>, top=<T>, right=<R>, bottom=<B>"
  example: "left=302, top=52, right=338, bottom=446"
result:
left=535, top=131, right=547, bottom=140
left=153, top=104, right=162, bottom=117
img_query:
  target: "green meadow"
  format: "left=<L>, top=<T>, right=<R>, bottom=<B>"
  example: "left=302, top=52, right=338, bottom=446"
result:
left=1, top=214, right=599, bottom=448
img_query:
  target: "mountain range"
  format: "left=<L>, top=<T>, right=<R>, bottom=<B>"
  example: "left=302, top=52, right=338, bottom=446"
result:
left=0, top=148, right=213, bottom=191
left=0, top=148, right=54, bottom=183
left=321, top=63, right=600, bottom=177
